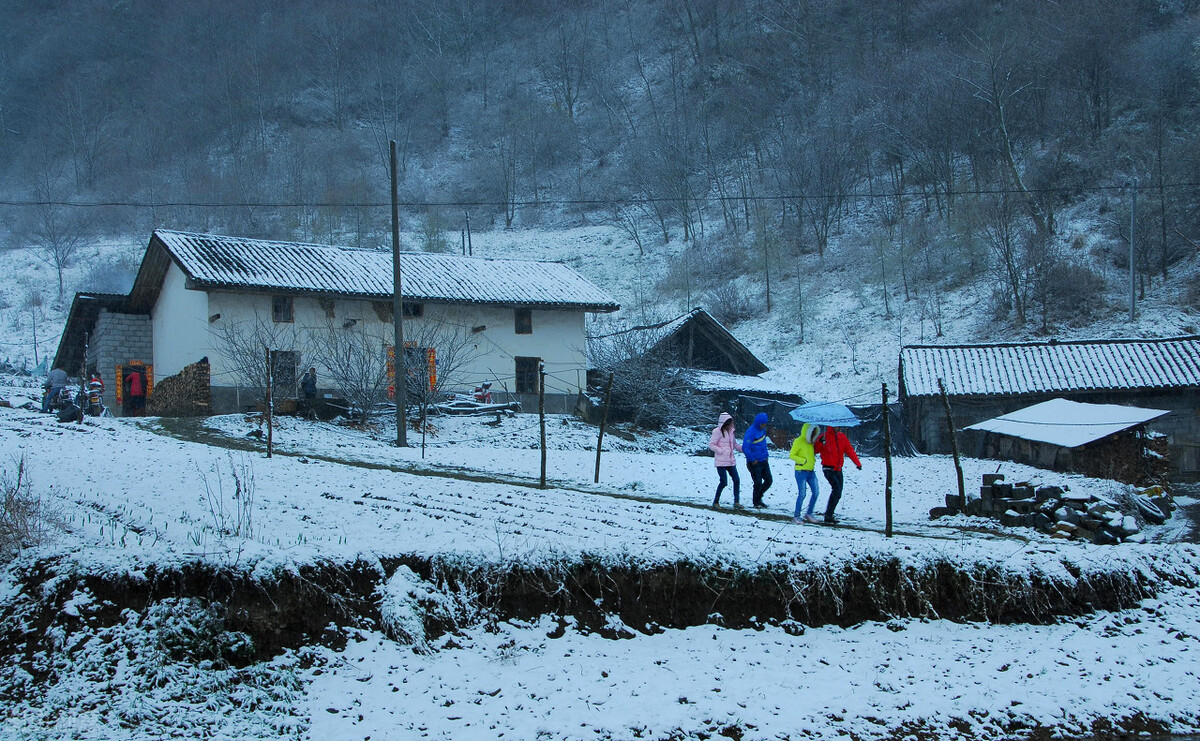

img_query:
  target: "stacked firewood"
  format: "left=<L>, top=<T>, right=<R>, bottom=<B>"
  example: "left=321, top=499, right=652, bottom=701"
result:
left=145, top=358, right=211, bottom=417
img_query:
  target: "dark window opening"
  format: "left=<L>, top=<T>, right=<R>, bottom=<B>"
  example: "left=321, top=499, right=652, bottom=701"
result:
left=515, top=356, right=541, bottom=394
left=318, top=298, right=336, bottom=318
left=403, top=302, right=424, bottom=318
left=272, top=296, right=294, bottom=323
left=514, top=308, right=532, bottom=334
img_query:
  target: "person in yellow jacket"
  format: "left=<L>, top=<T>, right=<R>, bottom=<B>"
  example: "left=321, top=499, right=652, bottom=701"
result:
left=789, top=423, right=823, bottom=524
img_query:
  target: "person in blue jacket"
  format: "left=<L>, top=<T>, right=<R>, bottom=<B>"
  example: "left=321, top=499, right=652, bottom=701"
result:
left=742, top=412, right=773, bottom=508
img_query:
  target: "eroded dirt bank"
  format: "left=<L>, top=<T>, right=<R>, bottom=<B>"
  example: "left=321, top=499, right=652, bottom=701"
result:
left=0, top=550, right=1175, bottom=665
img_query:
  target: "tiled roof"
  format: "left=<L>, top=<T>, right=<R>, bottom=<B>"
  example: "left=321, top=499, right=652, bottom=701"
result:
left=900, top=337, right=1200, bottom=398
left=150, top=230, right=619, bottom=311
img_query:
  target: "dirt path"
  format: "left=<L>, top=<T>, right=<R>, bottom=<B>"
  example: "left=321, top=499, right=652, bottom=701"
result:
left=146, top=416, right=1029, bottom=545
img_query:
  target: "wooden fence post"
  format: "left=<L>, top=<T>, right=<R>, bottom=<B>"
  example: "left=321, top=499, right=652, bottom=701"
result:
left=882, top=382, right=893, bottom=537
left=938, top=378, right=965, bottom=508
left=594, top=373, right=614, bottom=484
left=539, top=362, right=547, bottom=489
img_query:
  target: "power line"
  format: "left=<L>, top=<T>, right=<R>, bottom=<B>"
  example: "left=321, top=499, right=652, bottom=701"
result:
left=1, top=180, right=1196, bottom=211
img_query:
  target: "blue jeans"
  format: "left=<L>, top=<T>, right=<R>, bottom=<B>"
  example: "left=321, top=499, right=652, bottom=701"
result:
left=41, top=386, right=63, bottom=413
left=715, top=465, right=740, bottom=505
left=794, top=469, right=820, bottom=518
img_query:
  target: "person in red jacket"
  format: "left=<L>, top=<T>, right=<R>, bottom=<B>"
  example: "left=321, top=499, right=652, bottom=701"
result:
left=814, top=426, right=862, bottom=524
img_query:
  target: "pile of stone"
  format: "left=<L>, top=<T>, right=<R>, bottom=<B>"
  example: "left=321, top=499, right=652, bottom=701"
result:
left=930, top=473, right=1175, bottom=545
left=145, top=358, right=211, bottom=417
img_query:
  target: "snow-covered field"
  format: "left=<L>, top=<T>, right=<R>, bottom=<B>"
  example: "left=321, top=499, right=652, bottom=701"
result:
left=2, top=400, right=1199, bottom=740
left=1, top=219, right=1199, bottom=740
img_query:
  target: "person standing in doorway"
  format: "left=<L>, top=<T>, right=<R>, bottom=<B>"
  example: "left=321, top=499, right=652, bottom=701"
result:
left=815, top=426, right=862, bottom=524
left=742, top=412, right=773, bottom=508
left=708, top=412, right=743, bottom=509
left=789, top=423, right=822, bottom=523
left=126, top=367, right=146, bottom=416
left=299, top=367, right=318, bottom=419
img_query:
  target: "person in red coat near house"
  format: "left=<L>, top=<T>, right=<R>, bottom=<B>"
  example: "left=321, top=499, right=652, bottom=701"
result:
left=814, top=426, right=861, bottom=524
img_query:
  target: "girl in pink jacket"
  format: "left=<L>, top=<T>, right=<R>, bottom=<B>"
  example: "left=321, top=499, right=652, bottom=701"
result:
left=708, top=412, right=743, bottom=508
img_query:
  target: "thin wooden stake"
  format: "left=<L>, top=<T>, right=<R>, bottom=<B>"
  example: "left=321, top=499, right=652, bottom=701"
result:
left=594, top=372, right=614, bottom=483
left=539, top=362, right=547, bottom=489
left=882, top=382, right=893, bottom=537
left=938, top=378, right=965, bottom=507
left=265, top=345, right=274, bottom=459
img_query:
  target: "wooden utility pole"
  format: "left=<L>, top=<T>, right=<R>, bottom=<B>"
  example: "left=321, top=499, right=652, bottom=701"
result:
left=938, top=378, right=965, bottom=507
left=391, top=140, right=408, bottom=447
left=594, top=372, right=614, bottom=483
left=882, top=382, right=893, bottom=537
left=265, top=346, right=274, bottom=459
left=539, top=362, right=547, bottom=488
left=465, top=211, right=473, bottom=256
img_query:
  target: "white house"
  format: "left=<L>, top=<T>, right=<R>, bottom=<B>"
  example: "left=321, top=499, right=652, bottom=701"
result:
left=55, top=229, right=620, bottom=415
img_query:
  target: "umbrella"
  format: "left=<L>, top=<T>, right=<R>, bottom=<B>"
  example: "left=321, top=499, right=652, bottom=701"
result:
left=788, top=400, right=860, bottom=427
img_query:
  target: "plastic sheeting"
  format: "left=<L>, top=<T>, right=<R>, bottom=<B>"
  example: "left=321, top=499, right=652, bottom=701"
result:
left=735, top=395, right=918, bottom=457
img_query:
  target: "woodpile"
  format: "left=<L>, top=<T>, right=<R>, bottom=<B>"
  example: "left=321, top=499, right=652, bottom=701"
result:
left=930, top=473, right=1176, bottom=545
left=145, top=358, right=211, bottom=417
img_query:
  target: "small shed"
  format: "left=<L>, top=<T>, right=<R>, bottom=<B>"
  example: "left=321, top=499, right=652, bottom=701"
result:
left=899, top=336, right=1200, bottom=479
left=964, top=398, right=1170, bottom=483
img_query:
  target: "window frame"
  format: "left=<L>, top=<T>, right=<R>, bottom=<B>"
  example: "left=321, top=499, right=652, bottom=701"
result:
left=272, top=295, right=294, bottom=323
left=514, top=307, right=533, bottom=335
left=514, top=356, right=541, bottom=394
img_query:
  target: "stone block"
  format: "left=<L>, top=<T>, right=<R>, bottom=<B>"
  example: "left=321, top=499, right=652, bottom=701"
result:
left=965, top=498, right=984, bottom=517
left=1035, top=485, right=1064, bottom=502
left=1094, top=530, right=1119, bottom=545
left=1000, top=510, right=1024, bottom=527
left=993, top=482, right=1013, bottom=497
left=982, top=473, right=1005, bottom=486
left=1033, top=513, right=1053, bottom=532
left=1054, top=521, right=1078, bottom=534
left=979, top=485, right=993, bottom=502
left=1009, top=498, right=1036, bottom=515
left=1051, top=530, right=1074, bottom=540
left=1013, top=484, right=1035, bottom=499
left=1056, top=508, right=1081, bottom=525
left=945, top=493, right=965, bottom=510
left=929, top=506, right=956, bottom=520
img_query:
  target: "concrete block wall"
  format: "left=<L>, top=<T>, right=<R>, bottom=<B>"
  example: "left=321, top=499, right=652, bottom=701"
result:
left=91, top=310, right=153, bottom=416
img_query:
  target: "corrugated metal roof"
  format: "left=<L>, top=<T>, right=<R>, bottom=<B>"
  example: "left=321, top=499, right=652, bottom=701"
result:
left=152, top=229, right=619, bottom=311
left=900, top=337, right=1200, bottom=397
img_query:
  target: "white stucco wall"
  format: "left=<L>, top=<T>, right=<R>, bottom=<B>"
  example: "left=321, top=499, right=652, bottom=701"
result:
left=199, top=292, right=589, bottom=397
left=151, top=262, right=210, bottom=378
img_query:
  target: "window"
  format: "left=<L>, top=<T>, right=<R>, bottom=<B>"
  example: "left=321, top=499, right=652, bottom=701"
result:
left=514, top=307, right=532, bottom=334
left=318, top=297, right=336, bottom=319
left=272, top=295, right=294, bottom=323
left=270, top=350, right=298, bottom=395
left=403, top=302, right=424, bottom=318
left=515, top=356, right=541, bottom=394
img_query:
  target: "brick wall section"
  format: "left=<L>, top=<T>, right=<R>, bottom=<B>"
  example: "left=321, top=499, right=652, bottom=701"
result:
left=91, top=310, right=153, bottom=416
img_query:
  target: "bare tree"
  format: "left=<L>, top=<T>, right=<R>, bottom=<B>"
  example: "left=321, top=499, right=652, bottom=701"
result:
left=589, top=318, right=717, bottom=429
left=23, top=173, right=87, bottom=302
left=211, top=312, right=298, bottom=405
left=306, top=320, right=391, bottom=420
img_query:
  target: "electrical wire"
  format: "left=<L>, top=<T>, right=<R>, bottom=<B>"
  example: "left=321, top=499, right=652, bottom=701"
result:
left=0, top=180, right=1181, bottom=211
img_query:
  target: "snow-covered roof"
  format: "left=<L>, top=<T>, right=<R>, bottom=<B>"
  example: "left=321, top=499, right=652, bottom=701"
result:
left=130, top=230, right=619, bottom=312
left=964, top=398, right=1169, bottom=448
left=900, top=336, right=1200, bottom=398
left=589, top=309, right=769, bottom=376
left=676, top=368, right=801, bottom=396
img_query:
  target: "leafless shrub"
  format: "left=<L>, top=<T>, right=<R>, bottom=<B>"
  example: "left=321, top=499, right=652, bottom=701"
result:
left=703, top=282, right=753, bottom=328
left=199, top=454, right=256, bottom=540
left=1, top=457, right=52, bottom=559
left=589, top=319, right=717, bottom=429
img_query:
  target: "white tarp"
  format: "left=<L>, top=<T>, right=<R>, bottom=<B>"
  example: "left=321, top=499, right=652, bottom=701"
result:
left=963, top=398, right=1169, bottom=448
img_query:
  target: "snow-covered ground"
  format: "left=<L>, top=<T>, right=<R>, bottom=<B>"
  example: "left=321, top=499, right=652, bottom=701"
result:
left=2, top=219, right=1200, bottom=740
left=2, top=401, right=1199, bottom=740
